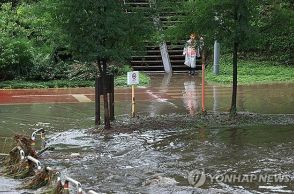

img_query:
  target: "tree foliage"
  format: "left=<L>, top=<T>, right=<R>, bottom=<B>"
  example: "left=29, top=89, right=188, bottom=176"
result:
left=164, top=0, right=293, bottom=64
left=0, top=3, right=33, bottom=80
left=54, top=0, right=151, bottom=64
left=0, top=0, right=64, bottom=81
left=250, top=0, right=294, bottom=64
left=52, top=0, right=152, bottom=129
left=0, top=0, right=292, bottom=83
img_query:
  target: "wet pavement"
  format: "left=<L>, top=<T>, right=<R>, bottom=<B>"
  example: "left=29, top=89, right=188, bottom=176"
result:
left=1, top=74, right=294, bottom=114
left=0, top=73, right=294, bottom=193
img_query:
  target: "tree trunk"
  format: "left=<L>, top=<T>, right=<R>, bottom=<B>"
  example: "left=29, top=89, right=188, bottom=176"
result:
left=102, top=59, right=111, bottom=129
left=230, top=41, right=238, bottom=116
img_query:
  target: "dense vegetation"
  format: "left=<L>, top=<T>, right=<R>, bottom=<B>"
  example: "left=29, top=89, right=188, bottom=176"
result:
left=158, top=0, right=293, bottom=114
left=0, top=0, right=152, bottom=82
left=0, top=73, right=151, bottom=89
left=163, top=0, right=293, bottom=65
left=0, top=0, right=293, bottom=83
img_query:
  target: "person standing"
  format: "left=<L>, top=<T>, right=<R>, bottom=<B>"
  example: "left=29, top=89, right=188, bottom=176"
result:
left=183, top=33, right=204, bottom=75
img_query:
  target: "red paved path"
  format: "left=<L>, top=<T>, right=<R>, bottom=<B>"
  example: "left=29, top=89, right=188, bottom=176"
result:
left=0, top=87, right=172, bottom=105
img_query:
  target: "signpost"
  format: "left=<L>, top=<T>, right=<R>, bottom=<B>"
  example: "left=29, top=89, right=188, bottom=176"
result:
left=127, top=71, right=139, bottom=117
left=201, top=51, right=206, bottom=114
left=202, top=62, right=206, bottom=113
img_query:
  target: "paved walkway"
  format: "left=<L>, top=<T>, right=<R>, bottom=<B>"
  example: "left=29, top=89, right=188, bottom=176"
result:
left=0, top=86, right=175, bottom=105
left=0, top=74, right=293, bottom=114
left=0, top=74, right=201, bottom=105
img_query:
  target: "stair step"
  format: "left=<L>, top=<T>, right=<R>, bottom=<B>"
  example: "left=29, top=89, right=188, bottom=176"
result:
left=134, top=51, right=161, bottom=55
left=133, top=66, right=165, bottom=71
left=133, top=65, right=164, bottom=67
left=132, top=55, right=162, bottom=58
left=132, top=55, right=162, bottom=61
left=170, top=59, right=184, bottom=63
left=168, top=45, right=184, bottom=49
left=131, top=60, right=163, bottom=64
left=169, top=54, right=184, bottom=57
left=124, top=0, right=190, bottom=72
left=168, top=49, right=184, bottom=52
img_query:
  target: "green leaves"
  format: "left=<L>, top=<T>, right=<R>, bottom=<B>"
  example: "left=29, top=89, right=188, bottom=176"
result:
left=166, top=0, right=293, bottom=65
left=54, top=0, right=151, bottom=63
left=0, top=3, right=34, bottom=80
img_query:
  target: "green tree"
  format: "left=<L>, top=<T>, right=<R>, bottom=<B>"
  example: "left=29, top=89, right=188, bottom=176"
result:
left=54, top=0, right=151, bottom=129
left=250, top=0, right=294, bottom=64
left=230, top=0, right=249, bottom=115
left=0, top=0, right=63, bottom=81
left=166, top=0, right=251, bottom=115
left=0, top=3, right=33, bottom=80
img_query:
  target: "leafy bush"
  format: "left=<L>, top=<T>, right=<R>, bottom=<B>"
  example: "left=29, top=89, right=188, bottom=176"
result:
left=246, top=2, right=294, bottom=65
left=109, top=63, right=133, bottom=76
left=106, top=72, right=150, bottom=87
left=0, top=37, right=34, bottom=80
left=0, top=72, right=151, bottom=89
left=0, top=3, right=34, bottom=80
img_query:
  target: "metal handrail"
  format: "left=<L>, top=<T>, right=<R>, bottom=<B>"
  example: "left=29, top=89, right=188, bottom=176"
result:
left=64, top=175, right=83, bottom=194
left=27, top=156, right=42, bottom=170
left=31, top=128, right=45, bottom=141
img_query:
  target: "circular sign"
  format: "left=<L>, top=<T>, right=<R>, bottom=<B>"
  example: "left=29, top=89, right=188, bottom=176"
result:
left=132, top=73, right=137, bottom=80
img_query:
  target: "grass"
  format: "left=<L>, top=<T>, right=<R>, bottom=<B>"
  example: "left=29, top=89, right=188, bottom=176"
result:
left=0, top=73, right=150, bottom=89
left=205, top=55, right=294, bottom=85
left=1, top=58, right=292, bottom=88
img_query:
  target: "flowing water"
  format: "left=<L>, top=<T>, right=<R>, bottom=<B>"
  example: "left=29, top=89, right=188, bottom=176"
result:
left=0, top=74, right=293, bottom=193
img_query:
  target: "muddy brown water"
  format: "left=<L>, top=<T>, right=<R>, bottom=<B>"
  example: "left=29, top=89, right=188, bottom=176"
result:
left=0, top=74, right=293, bottom=193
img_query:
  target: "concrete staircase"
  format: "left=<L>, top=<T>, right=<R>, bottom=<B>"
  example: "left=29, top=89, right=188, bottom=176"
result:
left=167, top=41, right=186, bottom=71
left=123, top=0, right=189, bottom=73
left=158, top=1, right=193, bottom=72
left=131, top=44, right=164, bottom=72
left=123, top=0, right=165, bottom=72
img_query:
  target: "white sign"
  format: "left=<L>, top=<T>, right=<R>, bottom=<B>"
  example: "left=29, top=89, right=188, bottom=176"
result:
left=127, top=71, right=139, bottom=85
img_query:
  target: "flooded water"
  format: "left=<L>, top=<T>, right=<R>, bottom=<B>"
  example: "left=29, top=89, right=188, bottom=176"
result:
left=0, top=74, right=293, bottom=193
left=41, top=125, right=293, bottom=194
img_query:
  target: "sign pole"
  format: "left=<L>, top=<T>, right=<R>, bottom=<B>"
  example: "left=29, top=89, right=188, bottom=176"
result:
left=201, top=62, right=206, bottom=113
left=132, top=84, right=135, bottom=117
left=201, top=48, right=206, bottom=114
left=127, top=71, right=139, bottom=118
